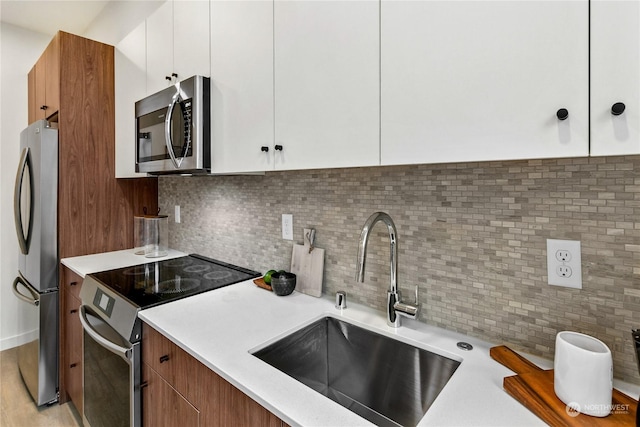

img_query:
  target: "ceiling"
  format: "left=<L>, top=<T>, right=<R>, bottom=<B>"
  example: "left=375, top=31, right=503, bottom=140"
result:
left=0, top=1, right=110, bottom=36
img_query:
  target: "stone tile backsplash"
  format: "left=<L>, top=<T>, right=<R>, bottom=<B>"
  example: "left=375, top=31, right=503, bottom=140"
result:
left=159, top=156, right=640, bottom=384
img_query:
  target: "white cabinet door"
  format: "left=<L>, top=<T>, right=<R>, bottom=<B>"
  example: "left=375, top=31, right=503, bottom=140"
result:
left=210, top=0, right=274, bottom=173
left=146, top=0, right=174, bottom=94
left=173, top=0, right=210, bottom=80
left=381, top=1, right=589, bottom=166
left=115, top=21, right=148, bottom=178
left=590, top=0, right=640, bottom=156
left=274, top=0, right=379, bottom=171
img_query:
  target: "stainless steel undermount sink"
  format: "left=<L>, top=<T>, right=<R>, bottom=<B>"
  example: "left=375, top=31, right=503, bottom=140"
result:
left=252, top=316, right=461, bottom=427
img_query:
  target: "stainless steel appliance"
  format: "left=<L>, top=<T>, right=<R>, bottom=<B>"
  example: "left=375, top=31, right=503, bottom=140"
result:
left=79, top=255, right=259, bottom=426
left=135, top=75, right=210, bottom=175
left=12, top=120, right=59, bottom=406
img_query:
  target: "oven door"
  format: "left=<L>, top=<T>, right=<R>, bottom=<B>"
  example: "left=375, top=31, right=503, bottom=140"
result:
left=79, top=305, right=141, bottom=427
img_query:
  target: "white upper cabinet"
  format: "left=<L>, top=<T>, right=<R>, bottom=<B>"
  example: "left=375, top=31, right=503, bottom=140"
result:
left=146, top=0, right=210, bottom=95
left=146, top=1, right=173, bottom=94
left=210, top=0, right=274, bottom=174
left=381, top=0, right=589, bottom=166
left=590, top=0, right=640, bottom=156
left=173, top=0, right=210, bottom=81
left=115, top=21, right=147, bottom=178
left=273, top=0, right=380, bottom=170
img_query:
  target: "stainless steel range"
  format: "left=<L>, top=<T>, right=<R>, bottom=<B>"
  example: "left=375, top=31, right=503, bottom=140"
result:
left=79, top=254, right=260, bottom=427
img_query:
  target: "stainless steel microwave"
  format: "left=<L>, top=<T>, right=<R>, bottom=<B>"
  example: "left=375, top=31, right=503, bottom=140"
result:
left=135, top=75, right=210, bottom=174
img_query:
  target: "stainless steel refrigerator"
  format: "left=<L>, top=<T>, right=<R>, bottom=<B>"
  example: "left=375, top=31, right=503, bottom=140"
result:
left=12, top=119, right=59, bottom=406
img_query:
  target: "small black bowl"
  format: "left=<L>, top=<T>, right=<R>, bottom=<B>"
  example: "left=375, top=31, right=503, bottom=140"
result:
left=270, top=272, right=296, bottom=296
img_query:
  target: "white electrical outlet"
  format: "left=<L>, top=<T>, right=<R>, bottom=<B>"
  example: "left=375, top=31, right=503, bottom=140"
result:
left=546, top=239, right=582, bottom=289
left=175, top=205, right=181, bottom=223
left=282, top=214, right=293, bottom=240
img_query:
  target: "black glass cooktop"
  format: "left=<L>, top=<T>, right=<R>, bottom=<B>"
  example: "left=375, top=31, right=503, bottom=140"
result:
left=89, top=254, right=260, bottom=309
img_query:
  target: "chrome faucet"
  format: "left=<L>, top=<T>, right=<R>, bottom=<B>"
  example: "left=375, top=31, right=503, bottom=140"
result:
left=355, top=212, right=419, bottom=327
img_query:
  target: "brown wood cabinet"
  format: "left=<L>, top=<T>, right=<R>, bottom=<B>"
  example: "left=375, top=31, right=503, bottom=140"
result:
left=142, top=323, right=286, bottom=427
left=25, top=31, right=158, bottom=412
left=27, top=33, right=59, bottom=123
left=61, top=266, right=83, bottom=417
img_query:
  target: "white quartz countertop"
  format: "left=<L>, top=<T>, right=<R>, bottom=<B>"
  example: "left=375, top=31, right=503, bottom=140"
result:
left=61, top=248, right=187, bottom=278
left=138, top=280, right=637, bottom=427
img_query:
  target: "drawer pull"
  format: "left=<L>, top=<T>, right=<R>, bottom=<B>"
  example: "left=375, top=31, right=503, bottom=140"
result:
left=70, top=363, right=77, bottom=368
left=70, top=309, right=78, bottom=314
left=159, top=355, right=170, bottom=363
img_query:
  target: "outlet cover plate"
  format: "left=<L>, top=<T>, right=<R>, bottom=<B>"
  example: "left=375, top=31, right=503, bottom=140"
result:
left=546, top=239, right=582, bottom=289
left=282, top=214, right=293, bottom=240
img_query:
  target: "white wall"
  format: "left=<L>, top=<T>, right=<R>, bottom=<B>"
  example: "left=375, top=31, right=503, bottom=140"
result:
left=0, top=23, right=51, bottom=350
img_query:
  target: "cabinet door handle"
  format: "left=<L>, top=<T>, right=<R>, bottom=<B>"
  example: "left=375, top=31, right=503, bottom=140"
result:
left=70, top=281, right=77, bottom=286
left=70, top=309, right=78, bottom=314
left=40, top=105, right=48, bottom=110
left=274, top=145, right=283, bottom=151
left=171, top=73, right=178, bottom=79
left=611, top=102, right=626, bottom=116
left=165, top=76, right=172, bottom=82
left=70, top=363, right=77, bottom=368
left=140, top=381, right=149, bottom=389
left=260, top=146, right=269, bottom=153
left=159, top=355, right=170, bottom=363
left=556, top=108, right=569, bottom=121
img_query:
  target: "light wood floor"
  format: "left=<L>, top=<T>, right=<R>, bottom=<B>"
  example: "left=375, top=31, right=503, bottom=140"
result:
left=1, top=347, right=81, bottom=426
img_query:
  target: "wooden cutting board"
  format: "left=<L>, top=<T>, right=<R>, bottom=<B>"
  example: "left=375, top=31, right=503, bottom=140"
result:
left=290, top=230, right=324, bottom=297
left=489, top=346, right=638, bottom=426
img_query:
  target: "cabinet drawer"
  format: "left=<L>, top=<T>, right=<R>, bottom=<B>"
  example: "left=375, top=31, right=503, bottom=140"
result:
left=63, top=267, right=83, bottom=300
left=142, top=363, right=200, bottom=427
left=142, top=323, right=202, bottom=406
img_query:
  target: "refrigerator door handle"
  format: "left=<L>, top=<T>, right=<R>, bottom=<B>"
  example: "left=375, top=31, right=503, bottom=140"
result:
left=14, top=147, right=34, bottom=255
left=12, top=274, right=40, bottom=306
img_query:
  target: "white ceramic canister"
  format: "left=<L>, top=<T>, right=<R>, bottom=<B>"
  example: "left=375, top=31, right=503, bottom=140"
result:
left=554, top=331, right=613, bottom=417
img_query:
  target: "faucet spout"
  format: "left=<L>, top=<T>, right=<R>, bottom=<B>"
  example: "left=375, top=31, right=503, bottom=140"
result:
left=355, top=212, right=397, bottom=293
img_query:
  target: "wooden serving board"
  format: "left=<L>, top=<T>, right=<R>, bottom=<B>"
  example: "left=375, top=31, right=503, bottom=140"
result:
left=290, top=231, right=324, bottom=297
left=490, top=346, right=637, bottom=426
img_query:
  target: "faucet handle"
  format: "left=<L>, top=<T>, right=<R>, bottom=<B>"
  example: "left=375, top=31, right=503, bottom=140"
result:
left=394, top=285, right=420, bottom=319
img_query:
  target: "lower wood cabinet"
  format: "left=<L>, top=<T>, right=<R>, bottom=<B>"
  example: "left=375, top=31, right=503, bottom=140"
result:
left=61, top=266, right=83, bottom=416
left=142, top=323, right=286, bottom=427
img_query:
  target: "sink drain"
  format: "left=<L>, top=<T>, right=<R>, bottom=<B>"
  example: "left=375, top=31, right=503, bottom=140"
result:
left=457, top=342, right=473, bottom=351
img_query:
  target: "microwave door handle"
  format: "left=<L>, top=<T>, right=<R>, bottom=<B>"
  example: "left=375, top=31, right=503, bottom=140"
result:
left=12, top=274, right=40, bottom=306
left=164, top=89, right=184, bottom=169
left=79, top=305, right=131, bottom=361
left=14, top=147, right=34, bottom=254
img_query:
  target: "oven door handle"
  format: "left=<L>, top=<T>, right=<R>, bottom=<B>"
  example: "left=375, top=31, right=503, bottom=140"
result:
left=79, top=305, right=131, bottom=360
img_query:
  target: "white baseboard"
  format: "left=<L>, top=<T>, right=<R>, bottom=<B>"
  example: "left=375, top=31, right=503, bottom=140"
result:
left=0, top=329, right=38, bottom=352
